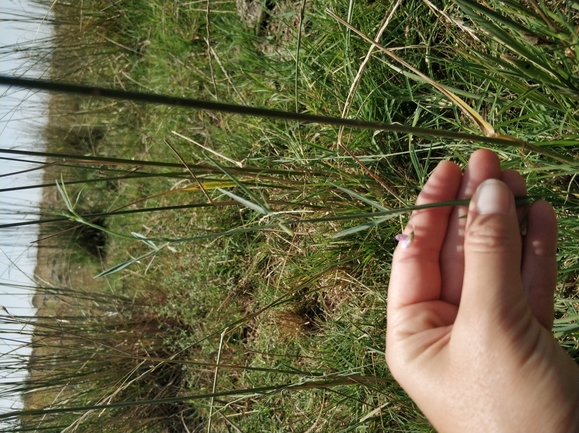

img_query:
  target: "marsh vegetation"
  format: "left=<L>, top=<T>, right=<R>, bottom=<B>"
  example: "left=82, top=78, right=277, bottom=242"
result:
left=1, top=0, right=578, bottom=431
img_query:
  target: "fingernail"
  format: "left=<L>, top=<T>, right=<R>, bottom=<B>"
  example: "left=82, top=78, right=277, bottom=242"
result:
left=476, top=179, right=511, bottom=215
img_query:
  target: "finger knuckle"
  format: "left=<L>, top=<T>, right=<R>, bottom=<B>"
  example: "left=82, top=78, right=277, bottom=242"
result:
left=465, top=217, right=518, bottom=252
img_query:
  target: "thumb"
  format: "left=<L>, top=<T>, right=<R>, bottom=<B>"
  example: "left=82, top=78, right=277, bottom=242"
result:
left=458, top=179, right=527, bottom=327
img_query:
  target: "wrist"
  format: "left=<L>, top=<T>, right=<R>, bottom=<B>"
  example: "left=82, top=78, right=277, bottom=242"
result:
left=553, top=354, right=579, bottom=433
left=566, top=373, right=579, bottom=433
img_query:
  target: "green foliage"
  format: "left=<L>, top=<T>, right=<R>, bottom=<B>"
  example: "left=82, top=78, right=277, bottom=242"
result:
left=1, top=0, right=578, bottom=432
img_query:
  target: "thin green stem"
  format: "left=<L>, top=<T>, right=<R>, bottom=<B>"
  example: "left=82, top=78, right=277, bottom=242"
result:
left=1, top=75, right=573, bottom=158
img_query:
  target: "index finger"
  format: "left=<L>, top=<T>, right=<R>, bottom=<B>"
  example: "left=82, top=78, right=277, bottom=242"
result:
left=388, top=161, right=462, bottom=309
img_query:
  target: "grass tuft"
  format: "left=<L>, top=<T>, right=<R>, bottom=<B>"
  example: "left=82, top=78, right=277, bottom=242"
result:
left=0, top=0, right=577, bottom=431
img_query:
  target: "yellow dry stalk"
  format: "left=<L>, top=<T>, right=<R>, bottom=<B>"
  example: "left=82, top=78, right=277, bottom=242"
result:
left=327, top=9, right=496, bottom=136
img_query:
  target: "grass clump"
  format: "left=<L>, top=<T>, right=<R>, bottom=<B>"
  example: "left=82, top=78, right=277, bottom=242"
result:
left=0, top=0, right=577, bottom=432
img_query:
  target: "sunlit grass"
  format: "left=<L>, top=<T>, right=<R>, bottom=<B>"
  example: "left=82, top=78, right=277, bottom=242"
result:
left=0, top=0, right=577, bottom=431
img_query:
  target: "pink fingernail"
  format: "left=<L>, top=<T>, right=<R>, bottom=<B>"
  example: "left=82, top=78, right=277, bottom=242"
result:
left=476, top=179, right=511, bottom=215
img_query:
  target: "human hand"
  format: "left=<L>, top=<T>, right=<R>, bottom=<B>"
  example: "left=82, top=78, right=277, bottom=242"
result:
left=386, top=149, right=579, bottom=432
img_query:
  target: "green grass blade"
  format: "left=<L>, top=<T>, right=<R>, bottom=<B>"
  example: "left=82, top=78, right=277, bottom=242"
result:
left=333, top=184, right=390, bottom=211
left=216, top=187, right=269, bottom=215
left=332, top=216, right=396, bottom=239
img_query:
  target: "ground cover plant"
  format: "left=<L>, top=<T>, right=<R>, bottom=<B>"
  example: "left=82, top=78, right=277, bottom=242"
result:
left=0, top=0, right=578, bottom=431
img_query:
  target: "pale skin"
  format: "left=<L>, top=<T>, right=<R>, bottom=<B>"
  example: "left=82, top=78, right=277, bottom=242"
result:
left=386, top=149, right=579, bottom=433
